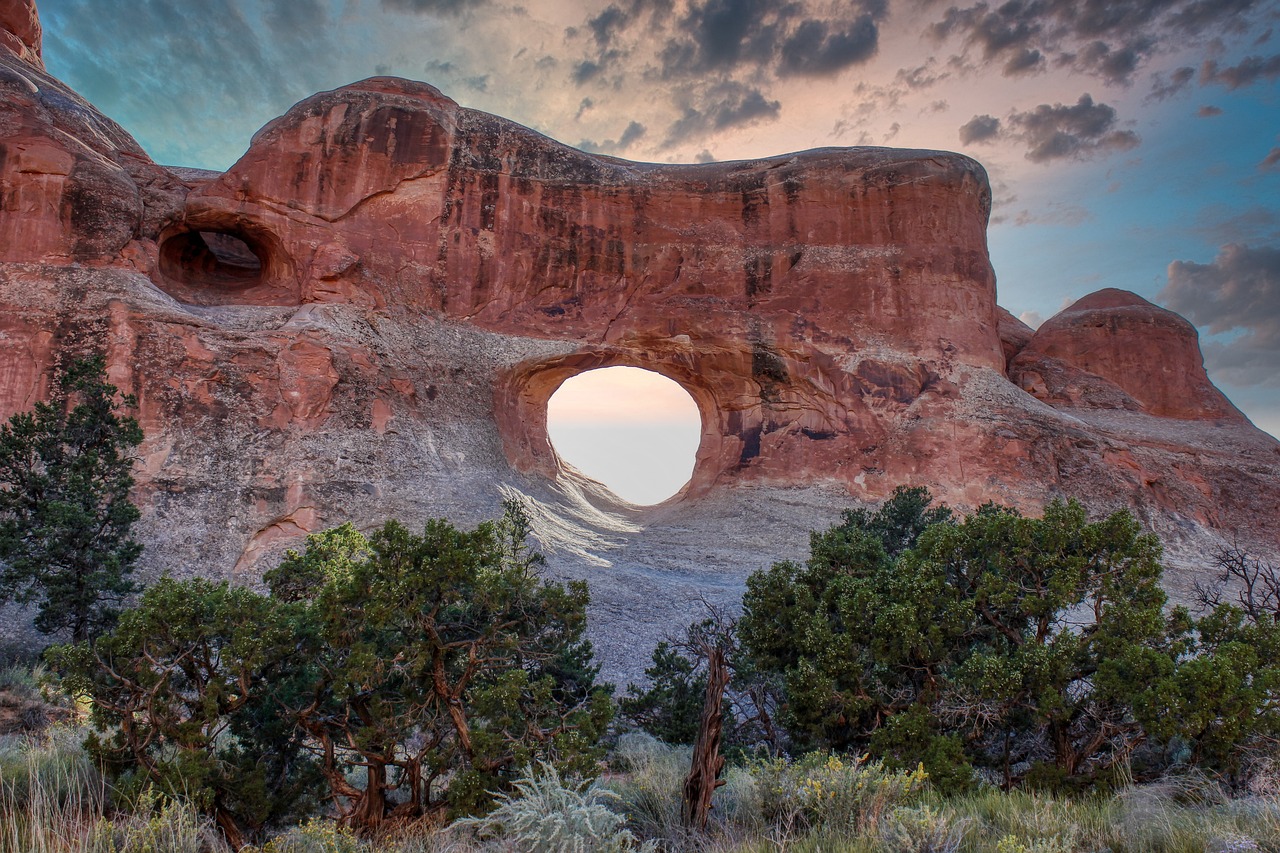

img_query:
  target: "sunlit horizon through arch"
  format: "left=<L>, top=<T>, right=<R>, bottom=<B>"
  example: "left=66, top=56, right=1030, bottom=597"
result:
left=546, top=366, right=702, bottom=506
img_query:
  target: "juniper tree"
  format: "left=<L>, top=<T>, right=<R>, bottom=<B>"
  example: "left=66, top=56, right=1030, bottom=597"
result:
left=739, top=492, right=1222, bottom=791
left=49, top=577, right=321, bottom=850
left=264, top=500, right=614, bottom=826
left=0, top=355, right=143, bottom=642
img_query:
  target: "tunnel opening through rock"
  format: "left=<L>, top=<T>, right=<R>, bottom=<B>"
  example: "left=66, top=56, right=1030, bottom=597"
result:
left=546, top=366, right=703, bottom=506
left=159, top=229, right=265, bottom=290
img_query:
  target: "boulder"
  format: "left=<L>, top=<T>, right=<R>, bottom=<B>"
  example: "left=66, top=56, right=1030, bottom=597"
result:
left=1009, top=289, right=1244, bottom=421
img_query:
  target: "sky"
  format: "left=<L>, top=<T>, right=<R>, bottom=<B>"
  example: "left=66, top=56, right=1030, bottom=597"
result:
left=34, top=0, right=1280, bottom=500
left=548, top=367, right=701, bottom=504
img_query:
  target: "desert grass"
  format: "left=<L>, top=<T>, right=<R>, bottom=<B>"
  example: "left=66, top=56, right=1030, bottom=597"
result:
left=4, top=723, right=1280, bottom=852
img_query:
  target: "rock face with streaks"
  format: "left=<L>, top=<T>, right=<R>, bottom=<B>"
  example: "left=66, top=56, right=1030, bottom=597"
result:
left=0, top=0, right=39, bottom=70
left=1, top=0, right=1277, bottom=675
left=1009, top=289, right=1243, bottom=420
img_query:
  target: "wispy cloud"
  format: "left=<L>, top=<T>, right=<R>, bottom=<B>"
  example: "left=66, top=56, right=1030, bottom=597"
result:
left=579, top=119, right=648, bottom=154
left=1146, top=66, right=1195, bottom=101
left=381, top=0, right=489, bottom=14
left=663, top=80, right=780, bottom=146
left=572, top=0, right=887, bottom=83
left=1200, top=53, right=1280, bottom=88
left=928, top=0, right=1264, bottom=86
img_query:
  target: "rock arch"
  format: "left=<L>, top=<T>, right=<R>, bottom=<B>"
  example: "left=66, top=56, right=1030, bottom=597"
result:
left=156, top=213, right=298, bottom=306
left=0, top=0, right=1276, bottom=622
left=496, top=346, right=731, bottom=500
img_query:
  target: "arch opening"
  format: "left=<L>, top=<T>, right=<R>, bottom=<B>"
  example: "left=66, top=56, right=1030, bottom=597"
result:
left=154, top=219, right=299, bottom=306
left=159, top=229, right=264, bottom=289
left=546, top=366, right=702, bottom=506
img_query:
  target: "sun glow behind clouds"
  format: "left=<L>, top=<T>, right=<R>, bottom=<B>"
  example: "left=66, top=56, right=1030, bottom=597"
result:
left=546, top=367, right=702, bottom=506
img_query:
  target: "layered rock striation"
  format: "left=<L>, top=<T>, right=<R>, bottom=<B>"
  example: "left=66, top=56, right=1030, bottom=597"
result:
left=1, top=0, right=1277, bottom=674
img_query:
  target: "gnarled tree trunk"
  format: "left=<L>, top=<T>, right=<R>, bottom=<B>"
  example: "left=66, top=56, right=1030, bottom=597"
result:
left=682, top=645, right=729, bottom=831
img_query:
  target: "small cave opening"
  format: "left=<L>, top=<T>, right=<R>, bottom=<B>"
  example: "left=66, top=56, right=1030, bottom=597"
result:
left=546, top=366, right=703, bottom=506
left=159, top=229, right=265, bottom=290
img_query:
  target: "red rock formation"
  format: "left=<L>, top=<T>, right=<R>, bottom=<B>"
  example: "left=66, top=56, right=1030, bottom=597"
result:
left=188, top=78, right=1001, bottom=367
left=0, top=0, right=1276, bottom=639
left=0, top=0, right=40, bottom=70
left=0, top=7, right=187, bottom=266
left=151, top=76, right=1009, bottom=495
left=1009, top=289, right=1244, bottom=421
left=996, top=306, right=1034, bottom=369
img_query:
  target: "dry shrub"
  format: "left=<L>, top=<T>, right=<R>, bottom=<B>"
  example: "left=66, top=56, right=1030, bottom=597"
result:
left=457, top=762, right=654, bottom=852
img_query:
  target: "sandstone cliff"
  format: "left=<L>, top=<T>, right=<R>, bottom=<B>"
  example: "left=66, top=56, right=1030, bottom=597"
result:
left=1, top=0, right=1276, bottom=678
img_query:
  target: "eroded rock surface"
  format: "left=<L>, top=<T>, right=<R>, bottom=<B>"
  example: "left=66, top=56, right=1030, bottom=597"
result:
left=1, top=2, right=1277, bottom=678
left=1010, top=289, right=1244, bottom=420
left=0, top=0, right=39, bottom=70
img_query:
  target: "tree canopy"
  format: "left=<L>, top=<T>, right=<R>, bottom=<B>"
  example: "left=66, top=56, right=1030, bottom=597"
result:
left=738, top=487, right=1280, bottom=791
left=53, top=500, right=613, bottom=846
left=0, top=355, right=143, bottom=642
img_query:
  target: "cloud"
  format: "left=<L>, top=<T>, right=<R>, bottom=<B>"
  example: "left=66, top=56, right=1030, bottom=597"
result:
left=928, top=0, right=1264, bottom=87
left=1006, top=94, right=1141, bottom=163
left=664, top=81, right=781, bottom=145
left=1262, top=148, right=1280, bottom=170
left=778, top=15, right=880, bottom=77
left=263, top=0, right=330, bottom=36
left=1003, top=47, right=1045, bottom=76
left=381, top=0, right=488, bottom=14
left=572, top=59, right=606, bottom=84
left=1162, top=243, right=1280, bottom=387
left=1067, top=39, right=1146, bottom=85
left=1201, top=54, right=1280, bottom=88
left=1191, top=206, right=1280, bottom=245
left=578, top=120, right=648, bottom=154
left=617, top=120, right=647, bottom=147
left=572, top=0, right=886, bottom=85
left=895, top=62, right=949, bottom=90
left=1146, top=66, right=1195, bottom=101
left=39, top=0, right=350, bottom=168
left=1012, top=204, right=1094, bottom=227
left=585, top=3, right=632, bottom=46
left=958, top=114, right=1001, bottom=144
left=829, top=76, right=915, bottom=141
left=1197, top=104, right=1223, bottom=117
left=1167, top=0, right=1262, bottom=33
left=1019, top=310, right=1045, bottom=329
left=928, top=4, right=1042, bottom=66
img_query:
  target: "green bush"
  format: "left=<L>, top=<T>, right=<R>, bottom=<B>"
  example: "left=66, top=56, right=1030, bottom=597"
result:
left=881, top=804, right=971, bottom=853
left=740, top=488, right=1280, bottom=790
left=266, top=500, right=613, bottom=823
left=52, top=500, right=613, bottom=845
left=254, top=819, right=365, bottom=853
left=49, top=578, right=320, bottom=850
left=607, top=733, right=690, bottom=844
left=86, top=788, right=220, bottom=853
left=618, top=642, right=706, bottom=746
left=750, top=752, right=929, bottom=838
